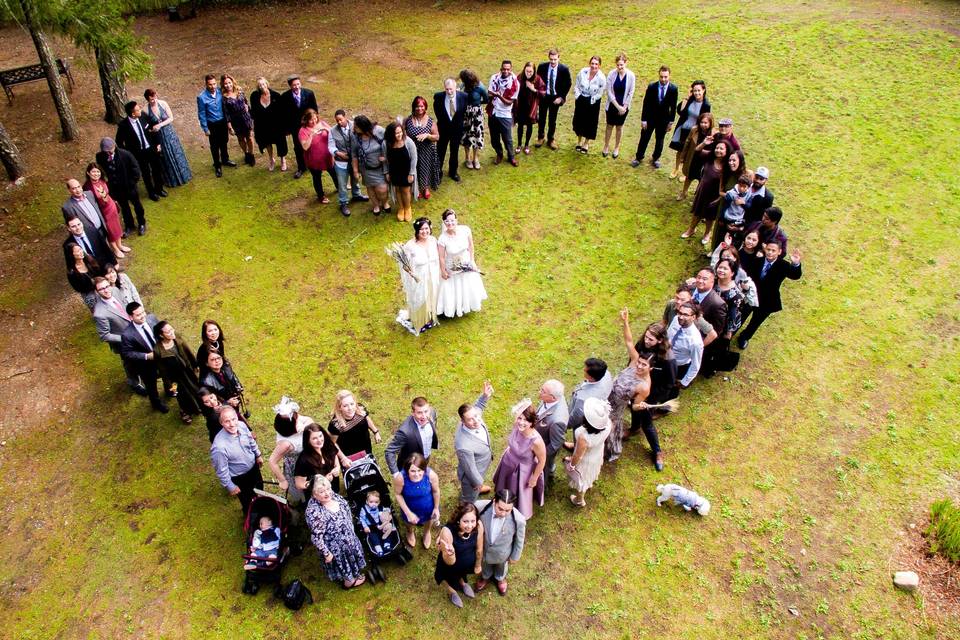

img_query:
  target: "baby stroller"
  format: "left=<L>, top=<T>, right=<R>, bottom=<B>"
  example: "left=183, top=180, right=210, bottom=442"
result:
left=343, top=454, right=413, bottom=584
left=241, top=490, right=292, bottom=594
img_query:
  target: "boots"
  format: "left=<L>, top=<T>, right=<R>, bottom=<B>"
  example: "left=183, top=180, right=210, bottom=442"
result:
left=245, top=152, right=255, bottom=166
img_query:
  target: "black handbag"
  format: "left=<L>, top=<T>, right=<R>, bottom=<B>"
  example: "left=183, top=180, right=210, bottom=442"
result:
left=276, top=579, right=313, bottom=610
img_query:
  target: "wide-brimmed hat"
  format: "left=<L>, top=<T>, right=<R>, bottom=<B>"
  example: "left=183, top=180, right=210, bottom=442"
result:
left=583, top=397, right=610, bottom=429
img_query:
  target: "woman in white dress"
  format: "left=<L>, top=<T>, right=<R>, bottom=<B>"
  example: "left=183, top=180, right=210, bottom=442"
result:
left=563, top=396, right=611, bottom=507
left=267, top=396, right=314, bottom=505
left=398, top=217, right=441, bottom=335
left=437, top=209, right=487, bottom=318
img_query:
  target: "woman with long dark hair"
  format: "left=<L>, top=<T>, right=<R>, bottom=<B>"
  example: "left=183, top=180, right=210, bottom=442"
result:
left=153, top=320, right=202, bottom=424
left=351, top=115, right=390, bottom=215
left=65, top=242, right=104, bottom=311
left=434, top=502, right=483, bottom=608
left=459, top=69, right=488, bottom=170
left=405, top=96, right=440, bottom=199
left=676, top=112, right=716, bottom=201
left=513, top=62, right=545, bottom=156
left=196, top=319, right=226, bottom=377
left=294, top=423, right=351, bottom=494
left=384, top=121, right=418, bottom=222
left=682, top=139, right=729, bottom=244
left=669, top=80, right=711, bottom=179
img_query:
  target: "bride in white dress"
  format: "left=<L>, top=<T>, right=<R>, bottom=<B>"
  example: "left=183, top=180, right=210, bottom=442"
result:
left=436, top=209, right=487, bottom=317
left=397, top=217, right=441, bottom=336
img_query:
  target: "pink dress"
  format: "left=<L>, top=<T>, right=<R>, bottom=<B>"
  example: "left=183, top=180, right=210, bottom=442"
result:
left=83, top=178, right=123, bottom=243
left=298, top=126, right=333, bottom=171
left=492, top=426, right=544, bottom=518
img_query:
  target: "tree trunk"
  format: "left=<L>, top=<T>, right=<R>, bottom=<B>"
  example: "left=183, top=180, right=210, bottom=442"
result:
left=96, top=46, right=127, bottom=125
left=19, top=0, right=80, bottom=141
left=0, top=119, right=27, bottom=182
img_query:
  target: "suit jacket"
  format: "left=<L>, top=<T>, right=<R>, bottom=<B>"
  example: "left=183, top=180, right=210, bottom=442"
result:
left=567, top=371, right=614, bottom=433
left=120, top=316, right=160, bottom=365
left=115, top=116, right=154, bottom=155
left=281, top=87, right=318, bottom=134
left=92, top=290, right=131, bottom=353
left=694, top=289, right=728, bottom=335
left=535, top=399, right=569, bottom=459
left=432, top=90, right=468, bottom=132
left=63, top=230, right=115, bottom=270
left=454, top=395, right=493, bottom=488
left=536, top=62, right=572, bottom=101
left=640, top=81, right=678, bottom=125
left=95, top=148, right=141, bottom=197
left=745, top=257, right=802, bottom=313
left=744, top=188, right=775, bottom=225
left=62, top=192, right=107, bottom=232
left=476, top=499, right=527, bottom=565
left=384, top=409, right=439, bottom=475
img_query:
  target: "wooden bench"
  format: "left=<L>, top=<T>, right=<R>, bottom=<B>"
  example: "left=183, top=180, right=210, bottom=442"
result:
left=0, top=58, right=75, bottom=104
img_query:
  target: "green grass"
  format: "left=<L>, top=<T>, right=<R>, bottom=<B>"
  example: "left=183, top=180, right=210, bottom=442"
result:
left=1, top=0, right=960, bottom=638
left=928, top=499, right=960, bottom=563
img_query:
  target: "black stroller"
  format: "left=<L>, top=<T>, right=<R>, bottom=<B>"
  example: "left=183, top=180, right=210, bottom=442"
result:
left=343, top=454, right=413, bottom=584
left=241, top=490, right=292, bottom=594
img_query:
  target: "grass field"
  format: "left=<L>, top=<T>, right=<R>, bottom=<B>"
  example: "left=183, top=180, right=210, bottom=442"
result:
left=1, top=1, right=959, bottom=638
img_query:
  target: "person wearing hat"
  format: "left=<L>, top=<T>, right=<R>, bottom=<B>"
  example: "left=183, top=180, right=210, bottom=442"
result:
left=281, top=75, right=319, bottom=179
left=95, top=137, right=148, bottom=236
left=715, top=117, right=741, bottom=153
left=563, top=397, right=612, bottom=507
left=266, top=396, right=314, bottom=505
left=743, top=165, right=774, bottom=225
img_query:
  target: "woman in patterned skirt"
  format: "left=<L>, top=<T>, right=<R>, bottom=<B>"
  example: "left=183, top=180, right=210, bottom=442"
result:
left=221, top=74, right=256, bottom=166
left=459, top=69, right=488, bottom=170
left=405, top=96, right=440, bottom=200
left=305, top=476, right=367, bottom=588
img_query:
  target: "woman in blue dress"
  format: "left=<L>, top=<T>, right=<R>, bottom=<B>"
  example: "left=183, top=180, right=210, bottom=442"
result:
left=393, top=452, right=441, bottom=549
left=143, top=89, right=192, bottom=187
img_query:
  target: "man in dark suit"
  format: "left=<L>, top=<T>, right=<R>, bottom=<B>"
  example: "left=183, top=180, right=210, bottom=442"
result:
left=96, top=137, right=148, bottom=236
left=433, top=78, right=467, bottom=183
left=119, top=301, right=169, bottom=413
left=737, top=242, right=803, bottom=349
left=631, top=65, right=678, bottom=169
left=535, top=48, right=572, bottom=150
left=384, top=396, right=438, bottom=478
left=63, top=215, right=115, bottom=269
left=62, top=179, right=107, bottom=237
left=281, top=75, right=318, bottom=179
left=91, top=277, right=143, bottom=393
left=690, top=268, right=727, bottom=336
left=743, top=166, right=774, bottom=224
left=115, top=100, right=166, bottom=201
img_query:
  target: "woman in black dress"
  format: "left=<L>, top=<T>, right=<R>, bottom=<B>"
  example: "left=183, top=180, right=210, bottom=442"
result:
left=434, top=502, right=483, bottom=608
left=383, top=121, right=418, bottom=223
left=294, top=423, right=351, bottom=495
left=65, top=242, right=104, bottom=311
left=196, top=319, right=226, bottom=378
left=328, top=390, right=382, bottom=458
left=249, top=77, right=288, bottom=172
left=153, top=320, right=202, bottom=424
left=221, top=74, right=256, bottom=166
left=682, top=139, right=729, bottom=245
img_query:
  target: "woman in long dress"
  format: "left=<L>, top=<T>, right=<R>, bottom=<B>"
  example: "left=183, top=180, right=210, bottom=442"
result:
left=267, top=396, right=313, bottom=505
left=143, top=89, right=192, bottom=187
left=153, top=321, right=202, bottom=424
left=605, top=308, right=657, bottom=468
left=682, top=139, right=729, bottom=245
left=564, top=396, right=611, bottom=507
left=404, top=96, right=440, bottom=199
left=83, top=163, right=129, bottom=257
left=437, top=209, right=487, bottom=318
left=398, top=217, right=441, bottom=336
left=491, top=400, right=546, bottom=519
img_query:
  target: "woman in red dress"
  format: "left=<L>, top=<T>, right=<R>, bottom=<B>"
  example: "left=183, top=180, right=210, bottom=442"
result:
left=83, top=162, right=131, bottom=257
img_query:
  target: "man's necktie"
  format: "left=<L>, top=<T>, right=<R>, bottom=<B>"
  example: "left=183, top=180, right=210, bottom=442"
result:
left=659, top=84, right=665, bottom=102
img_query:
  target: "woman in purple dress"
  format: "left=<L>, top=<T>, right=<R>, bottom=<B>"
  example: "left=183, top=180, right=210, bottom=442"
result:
left=682, top=139, right=729, bottom=245
left=221, top=74, right=256, bottom=167
left=491, top=400, right=546, bottom=519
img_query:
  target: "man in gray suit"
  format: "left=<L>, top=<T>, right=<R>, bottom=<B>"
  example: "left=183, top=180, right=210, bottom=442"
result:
left=61, top=179, right=107, bottom=235
left=565, top=358, right=614, bottom=448
left=475, top=490, right=526, bottom=595
left=535, top=379, right=568, bottom=481
left=384, top=396, right=438, bottom=477
left=91, top=276, right=143, bottom=393
left=454, top=381, right=495, bottom=503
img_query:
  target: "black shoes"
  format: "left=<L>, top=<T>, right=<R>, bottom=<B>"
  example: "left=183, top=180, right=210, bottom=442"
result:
left=244, top=152, right=255, bottom=166
left=148, top=193, right=160, bottom=202
left=223, top=160, right=238, bottom=168
left=737, top=337, right=749, bottom=350
left=340, top=204, right=351, bottom=217
left=122, top=227, right=133, bottom=238
left=158, top=189, right=168, bottom=197
left=293, top=171, right=303, bottom=179
left=131, top=383, right=148, bottom=397
left=215, top=167, right=223, bottom=177
left=630, top=158, right=642, bottom=168
left=152, top=402, right=169, bottom=414
left=351, top=194, right=369, bottom=203
left=450, top=174, right=461, bottom=182
left=138, top=224, right=146, bottom=236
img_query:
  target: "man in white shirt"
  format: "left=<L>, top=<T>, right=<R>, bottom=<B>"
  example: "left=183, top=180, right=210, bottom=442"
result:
left=454, top=381, right=495, bottom=502
left=119, top=301, right=168, bottom=413
left=384, top=397, right=439, bottom=477
left=667, top=302, right=704, bottom=388
left=327, top=109, right=369, bottom=216
left=488, top=60, right=520, bottom=166
left=475, top=490, right=527, bottom=595
left=61, top=179, right=106, bottom=234
left=535, top=379, right=568, bottom=480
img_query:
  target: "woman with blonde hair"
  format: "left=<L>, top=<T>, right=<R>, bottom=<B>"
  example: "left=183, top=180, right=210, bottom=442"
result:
left=328, top=390, right=382, bottom=458
left=221, top=74, right=256, bottom=166
left=601, top=52, right=635, bottom=158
